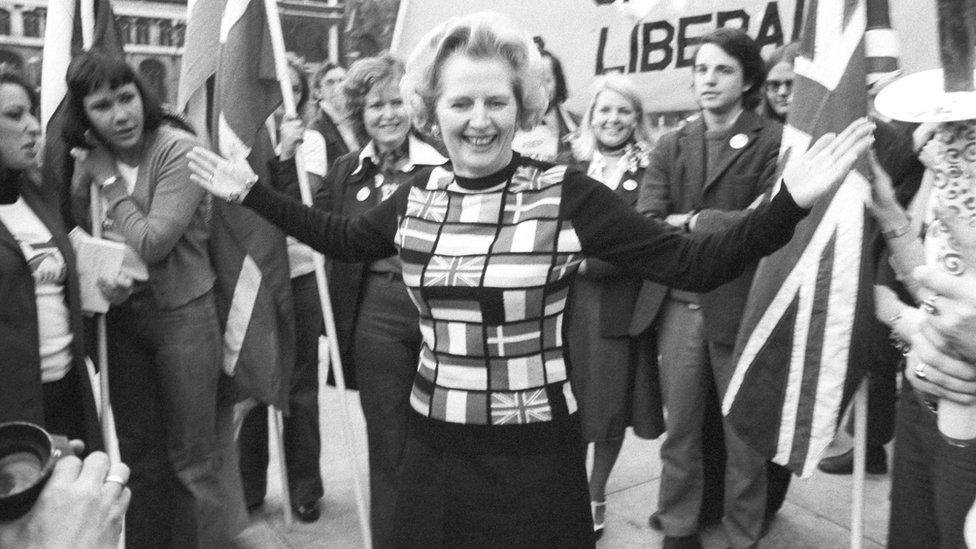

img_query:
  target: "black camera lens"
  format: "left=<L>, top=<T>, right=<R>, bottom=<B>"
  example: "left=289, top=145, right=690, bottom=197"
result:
left=0, top=422, right=59, bottom=521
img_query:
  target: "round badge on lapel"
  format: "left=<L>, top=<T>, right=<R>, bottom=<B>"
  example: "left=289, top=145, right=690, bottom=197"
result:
left=622, top=179, right=638, bottom=191
left=729, top=133, right=748, bottom=149
left=356, top=187, right=371, bottom=202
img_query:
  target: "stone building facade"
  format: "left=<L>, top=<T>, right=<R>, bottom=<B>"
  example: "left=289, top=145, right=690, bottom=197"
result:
left=0, top=0, right=344, bottom=105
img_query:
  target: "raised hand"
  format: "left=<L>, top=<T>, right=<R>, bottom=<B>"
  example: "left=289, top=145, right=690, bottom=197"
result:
left=69, top=144, right=118, bottom=185
left=187, top=146, right=258, bottom=203
left=782, top=117, right=875, bottom=209
left=278, top=115, right=305, bottom=161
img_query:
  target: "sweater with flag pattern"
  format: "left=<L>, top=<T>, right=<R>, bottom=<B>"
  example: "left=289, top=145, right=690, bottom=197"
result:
left=243, top=153, right=807, bottom=454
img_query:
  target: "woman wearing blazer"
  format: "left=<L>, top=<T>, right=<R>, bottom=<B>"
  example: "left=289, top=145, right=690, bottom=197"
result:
left=566, top=74, right=665, bottom=538
left=311, top=54, right=446, bottom=549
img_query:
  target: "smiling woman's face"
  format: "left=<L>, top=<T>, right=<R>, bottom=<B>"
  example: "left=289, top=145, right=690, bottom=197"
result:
left=363, top=81, right=410, bottom=153
left=82, top=82, right=145, bottom=156
left=434, top=54, right=519, bottom=178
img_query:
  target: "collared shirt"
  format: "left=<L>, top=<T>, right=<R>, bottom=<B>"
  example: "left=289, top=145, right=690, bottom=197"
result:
left=356, top=135, right=446, bottom=274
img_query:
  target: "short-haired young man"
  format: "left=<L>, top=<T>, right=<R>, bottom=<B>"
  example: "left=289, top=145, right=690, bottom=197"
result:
left=637, top=27, right=783, bottom=549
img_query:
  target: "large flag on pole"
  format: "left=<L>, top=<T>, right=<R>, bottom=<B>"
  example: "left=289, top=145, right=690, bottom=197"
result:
left=179, top=0, right=294, bottom=409
left=723, top=0, right=876, bottom=477
left=40, top=0, right=125, bottom=211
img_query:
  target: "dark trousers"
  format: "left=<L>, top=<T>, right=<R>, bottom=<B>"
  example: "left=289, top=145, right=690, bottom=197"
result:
left=239, top=273, right=325, bottom=508
left=657, top=298, right=767, bottom=548
left=841, top=365, right=898, bottom=446
left=353, top=272, right=422, bottom=549
left=889, top=384, right=976, bottom=549
left=42, top=373, right=86, bottom=443
left=107, top=290, right=226, bottom=549
left=699, top=380, right=792, bottom=523
left=393, top=428, right=593, bottom=549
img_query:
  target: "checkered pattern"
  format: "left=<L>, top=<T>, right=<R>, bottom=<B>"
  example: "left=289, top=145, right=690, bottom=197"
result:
left=394, top=163, right=584, bottom=425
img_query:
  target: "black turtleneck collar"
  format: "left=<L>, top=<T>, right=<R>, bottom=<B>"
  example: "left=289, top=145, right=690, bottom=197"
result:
left=0, top=169, right=22, bottom=205
left=453, top=153, right=521, bottom=191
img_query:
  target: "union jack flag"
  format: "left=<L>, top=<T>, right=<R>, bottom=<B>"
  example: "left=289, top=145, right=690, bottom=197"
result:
left=424, top=256, right=485, bottom=287
left=491, top=389, right=553, bottom=425
left=723, top=0, right=881, bottom=477
left=407, top=188, right=448, bottom=222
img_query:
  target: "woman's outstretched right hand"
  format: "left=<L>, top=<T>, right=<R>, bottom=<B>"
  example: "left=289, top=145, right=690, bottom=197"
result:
left=781, top=117, right=875, bottom=209
left=187, top=147, right=259, bottom=203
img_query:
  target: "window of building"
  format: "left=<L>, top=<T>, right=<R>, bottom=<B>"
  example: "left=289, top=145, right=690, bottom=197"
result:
left=159, top=20, right=172, bottom=47
left=0, top=10, right=10, bottom=36
left=22, top=9, right=39, bottom=38
left=135, top=19, right=149, bottom=45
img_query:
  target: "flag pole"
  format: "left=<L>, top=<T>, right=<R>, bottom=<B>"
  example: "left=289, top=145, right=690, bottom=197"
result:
left=80, top=0, right=122, bottom=468
left=261, top=0, right=373, bottom=546
left=849, top=378, right=867, bottom=549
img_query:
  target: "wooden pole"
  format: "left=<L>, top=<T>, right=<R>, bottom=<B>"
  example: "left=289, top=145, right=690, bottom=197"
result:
left=849, top=378, right=868, bottom=549
left=269, top=406, right=293, bottom=528
left=261, top=0, right=373, bottom=545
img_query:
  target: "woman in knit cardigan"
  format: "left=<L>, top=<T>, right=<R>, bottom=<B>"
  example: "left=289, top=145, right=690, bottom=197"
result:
left=64, top=52, right=228, bottom=548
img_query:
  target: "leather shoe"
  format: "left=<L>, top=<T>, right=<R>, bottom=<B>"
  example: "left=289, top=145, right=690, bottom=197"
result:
left=817, top=445, right=887, bottom=475
left=294, top=501, right=321, bottom=523
left=662, top=534, right=703, bottom=549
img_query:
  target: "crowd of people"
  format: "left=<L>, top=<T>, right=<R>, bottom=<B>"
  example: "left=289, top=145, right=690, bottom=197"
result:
left=1, top=9, right=975, bottom=549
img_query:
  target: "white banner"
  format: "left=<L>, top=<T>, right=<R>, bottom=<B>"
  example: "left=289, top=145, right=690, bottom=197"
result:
left=391, top=0, right=937, bottom=114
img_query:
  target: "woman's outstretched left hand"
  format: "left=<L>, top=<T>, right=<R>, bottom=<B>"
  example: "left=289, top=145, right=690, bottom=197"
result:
left=782, top=117, right=875, bottom=209
left=187, top=147, right=258, bottom=203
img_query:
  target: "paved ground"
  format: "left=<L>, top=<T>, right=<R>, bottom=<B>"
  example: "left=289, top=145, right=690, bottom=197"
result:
left=239, top=340, right=891, bottom=548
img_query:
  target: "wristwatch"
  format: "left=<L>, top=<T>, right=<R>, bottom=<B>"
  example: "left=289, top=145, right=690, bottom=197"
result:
left=100, top=175, right=120, bottom=188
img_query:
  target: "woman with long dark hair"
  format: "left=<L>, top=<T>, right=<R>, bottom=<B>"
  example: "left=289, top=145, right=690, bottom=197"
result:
left=64, top=52, right=227, bottom=548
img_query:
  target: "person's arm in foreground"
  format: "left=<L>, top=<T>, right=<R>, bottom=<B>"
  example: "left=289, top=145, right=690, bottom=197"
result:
left=0, top=452, right=130, bottom=549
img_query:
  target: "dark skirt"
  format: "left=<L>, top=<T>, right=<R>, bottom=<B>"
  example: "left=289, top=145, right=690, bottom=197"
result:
left=392, top=424, right=595, bottom=548
left=567, top=276, right=664, bottom=442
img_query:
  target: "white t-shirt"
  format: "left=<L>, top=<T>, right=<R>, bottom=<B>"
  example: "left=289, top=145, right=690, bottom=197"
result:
left=0, top=198, right=73, bottom=383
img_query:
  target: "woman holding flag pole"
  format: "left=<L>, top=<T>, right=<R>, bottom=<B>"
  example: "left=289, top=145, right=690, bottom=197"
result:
left=187, top=11, right=876, bottom=546
left=64, top=52, right=230, bottom=547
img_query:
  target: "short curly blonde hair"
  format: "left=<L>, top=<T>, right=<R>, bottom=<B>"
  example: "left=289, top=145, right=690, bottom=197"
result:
left=401, top=12, right=548, bottom=136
